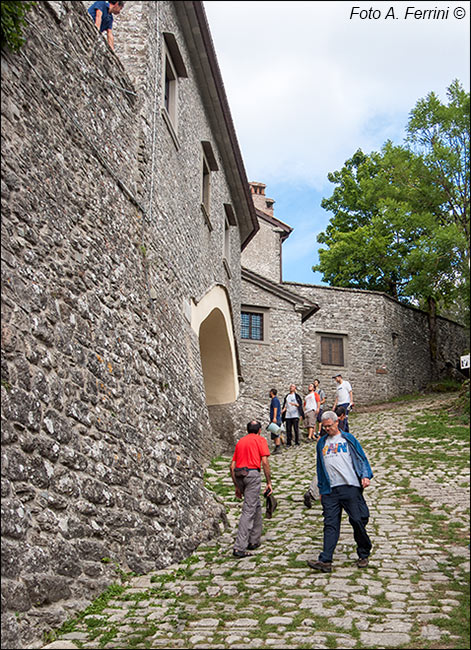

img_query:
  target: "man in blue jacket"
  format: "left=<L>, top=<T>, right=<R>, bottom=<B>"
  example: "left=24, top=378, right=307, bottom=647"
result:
left=308, top=411, right=373, bottom=573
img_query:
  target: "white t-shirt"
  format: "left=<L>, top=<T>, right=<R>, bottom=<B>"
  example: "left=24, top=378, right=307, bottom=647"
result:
left=322, top=433, right=360, bottom=488
left=304, top=392, right=318, bottom=413
left=336, top=380, right=352, bottom=405
left=285, top=393, right=300, bottom=418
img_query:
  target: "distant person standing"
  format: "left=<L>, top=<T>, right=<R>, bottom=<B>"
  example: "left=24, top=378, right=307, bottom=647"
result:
left=87, top=1, right=125, bottom=52
left=313, top=378, right=326, bottom=438
left=332, top=374, right=354, bottom=433
left=304, top=383, right=320, bottom=441
left=282, top=384, right=304, bottom=447
left=269, top=388, right=282, bottom=454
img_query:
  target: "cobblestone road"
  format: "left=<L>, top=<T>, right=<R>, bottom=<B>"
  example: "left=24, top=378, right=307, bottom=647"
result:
left=44, top=396, right=470, bottom=649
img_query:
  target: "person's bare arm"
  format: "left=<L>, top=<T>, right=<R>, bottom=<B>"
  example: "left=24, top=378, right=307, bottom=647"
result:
left=106, top=29, right=115, bottom=51
left=261, top=456, right=272, bottom=494
left=94, top=8, right=103, bottom=29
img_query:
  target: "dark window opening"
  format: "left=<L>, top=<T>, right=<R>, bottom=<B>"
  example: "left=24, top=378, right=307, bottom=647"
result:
left=241, top=312, right=264, bottom=341
left=164, top=56, right=176, bottom=117
left=321, top=336, right=344, bottom=366
left=202, top=157, right=210, bottom=212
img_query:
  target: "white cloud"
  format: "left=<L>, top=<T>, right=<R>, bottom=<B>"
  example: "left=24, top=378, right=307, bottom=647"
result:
left=204, top=1, right=470, bottom=189
left=203, top=1, right=469, bottom=284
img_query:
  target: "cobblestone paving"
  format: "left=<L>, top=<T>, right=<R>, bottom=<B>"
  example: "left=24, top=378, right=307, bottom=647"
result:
left=44, top=396, right=469, bottom=649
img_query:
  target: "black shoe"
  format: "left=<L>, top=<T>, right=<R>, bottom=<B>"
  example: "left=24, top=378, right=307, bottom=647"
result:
left=356, top=557, right=369, bottom=568
left=233, top=549, right=252, bottom=558
left=307, top=559, right=332, bottom=573
left=247, top=543, right=260, bottom=550
left=273, top=447, right=281, bottom=454
left=303, top=491, right=312, bottom=509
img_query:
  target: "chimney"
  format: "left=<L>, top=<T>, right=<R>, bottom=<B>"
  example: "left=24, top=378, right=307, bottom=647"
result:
left=249, top=181, right=275, bottom=217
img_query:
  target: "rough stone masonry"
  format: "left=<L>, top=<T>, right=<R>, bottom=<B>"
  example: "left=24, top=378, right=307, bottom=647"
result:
left=1, top=2, right=256, bottom=647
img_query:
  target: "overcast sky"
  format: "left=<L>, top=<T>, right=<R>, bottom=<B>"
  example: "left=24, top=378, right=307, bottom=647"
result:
left=203, top=1, right=470, bottom=284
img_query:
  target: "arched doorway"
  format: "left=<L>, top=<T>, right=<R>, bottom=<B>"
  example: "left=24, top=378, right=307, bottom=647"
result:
left=191, top=286, right=239, bottom=405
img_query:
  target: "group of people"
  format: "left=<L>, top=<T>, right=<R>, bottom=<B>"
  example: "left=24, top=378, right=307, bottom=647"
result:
left=230, top=374, right=372, bottom=572
left=268, top=374, right=354, bottom=452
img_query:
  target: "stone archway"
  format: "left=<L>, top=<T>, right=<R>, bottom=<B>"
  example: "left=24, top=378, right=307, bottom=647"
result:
left=191, top=286, right=239, bottom=405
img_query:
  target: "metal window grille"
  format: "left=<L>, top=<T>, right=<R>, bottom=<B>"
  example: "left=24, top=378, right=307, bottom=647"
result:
left=241, top=312, right=263, bottom=340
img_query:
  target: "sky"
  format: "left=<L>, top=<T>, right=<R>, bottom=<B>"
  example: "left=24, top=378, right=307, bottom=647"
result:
left=203, top=1, right=470, bottom=284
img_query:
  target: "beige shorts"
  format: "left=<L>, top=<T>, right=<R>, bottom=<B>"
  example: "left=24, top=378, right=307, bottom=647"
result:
left=304, top=410, right=317, bottom=428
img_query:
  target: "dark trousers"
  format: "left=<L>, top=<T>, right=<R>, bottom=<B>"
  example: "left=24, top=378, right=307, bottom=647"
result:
left=337, top=403, right=350, bottom=432
left=285, top=418, right=299, bottom=446
left=319, top=485, right=371, bottom=562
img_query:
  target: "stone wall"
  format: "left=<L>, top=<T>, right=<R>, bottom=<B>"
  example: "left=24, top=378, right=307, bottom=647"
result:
left=242, top=218, right=282, bottom=283
left=240, top=282, right=304, bottom=407
left=286, top=283, right=468, bottom=405
left=1, top=2, right=247, bottom=648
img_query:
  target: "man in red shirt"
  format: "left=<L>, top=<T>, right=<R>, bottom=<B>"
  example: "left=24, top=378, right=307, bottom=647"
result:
left=230, top=421, right=272, bottom=557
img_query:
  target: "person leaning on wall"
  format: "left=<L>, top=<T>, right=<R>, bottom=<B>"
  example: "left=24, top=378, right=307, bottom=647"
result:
left=87, top=1, right=125, bottom=52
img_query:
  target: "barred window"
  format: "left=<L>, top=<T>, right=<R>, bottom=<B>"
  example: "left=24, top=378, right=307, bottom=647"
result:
left=241, top=312, right=264, bottom=341
left=321, top=336, right=344, bottom=366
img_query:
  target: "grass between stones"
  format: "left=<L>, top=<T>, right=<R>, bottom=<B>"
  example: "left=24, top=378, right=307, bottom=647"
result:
left=392, top=408, right=470, bottom=649
left=45, top=395, right=469, bottom=650
left=43, top=583, right=126, bottom=645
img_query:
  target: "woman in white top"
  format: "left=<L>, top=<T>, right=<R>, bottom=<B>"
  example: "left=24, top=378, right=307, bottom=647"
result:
left=304, top=383, right=320, bottom=440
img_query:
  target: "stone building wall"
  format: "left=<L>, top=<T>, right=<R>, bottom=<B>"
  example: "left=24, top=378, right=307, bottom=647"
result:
left=1, top=2, right=251, bottom=648
left=381, top=295, right=468, bottom=393
left=285, top=283, right=387, bottom=405
left=242, top=218, right=282, bottom=283
left=286, top=283, right=468, bottom=405
left=240, top=282, right=304, bottom=407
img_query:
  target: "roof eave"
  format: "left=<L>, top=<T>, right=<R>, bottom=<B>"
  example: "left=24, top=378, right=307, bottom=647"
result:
left=174, top=2, right=259, bottom=249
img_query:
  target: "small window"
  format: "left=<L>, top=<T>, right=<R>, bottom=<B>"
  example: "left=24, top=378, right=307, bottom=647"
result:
left=202, top=155, right=211, bottom=214
left=224, top=217, right=230, bottom=262
left=241, top=312, right=264, bottom=341
left=164, top=55, right=177, bottom=121
left=321, top=336, right=344, bottom=366
left=161, top=33, right=188, bottom=147
left=200, top=141, right=218, bottom=227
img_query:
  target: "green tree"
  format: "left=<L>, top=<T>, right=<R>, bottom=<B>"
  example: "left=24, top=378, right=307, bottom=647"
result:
left=315, top=81, right=470, bottom=369
left=316, top=143, right=448, bottom=301
left=406, top=79, right=470, bottom=322
left=1, top=1, right=35, bottom=53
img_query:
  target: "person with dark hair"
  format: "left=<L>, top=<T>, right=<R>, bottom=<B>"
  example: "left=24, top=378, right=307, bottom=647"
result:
left=87, top=1, right=125, bottom=51
left=230, top=420, right=272, bottom=557
left=281, top=384, right=305, bottom=447
left=304, top=383, right=320, bottom=441
left=334, top=405, right=348, bottom=432
left=268, top=388, right=282, bottom=454
left=332, top=373, right=354, bottom=432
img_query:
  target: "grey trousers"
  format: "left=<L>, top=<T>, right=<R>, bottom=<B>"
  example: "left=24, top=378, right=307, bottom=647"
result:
left=234, top=472, right=263, bottom=551
left=308, top=475, right=320, bottom=500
